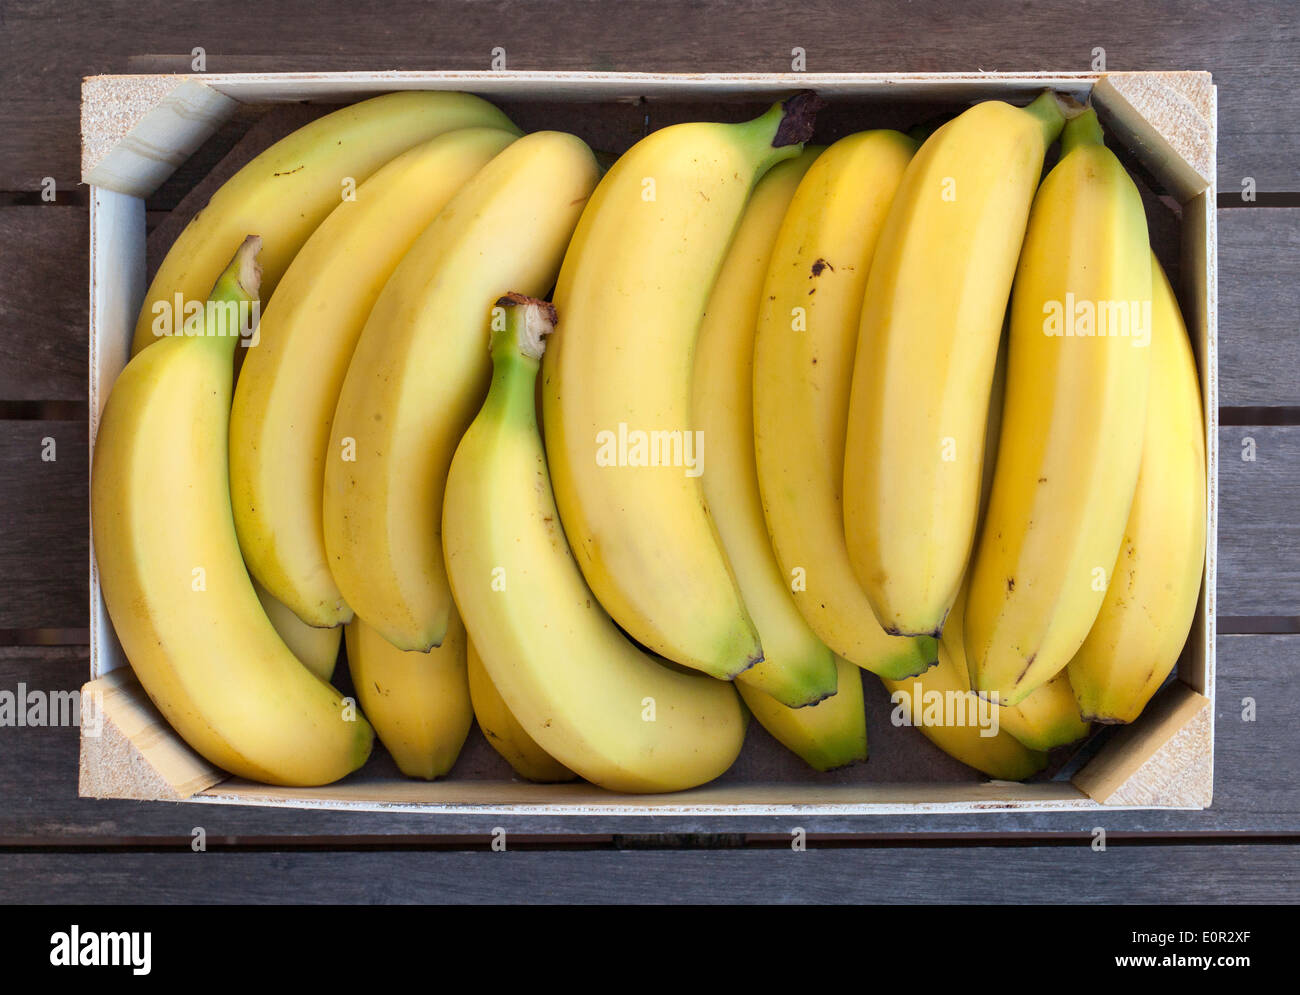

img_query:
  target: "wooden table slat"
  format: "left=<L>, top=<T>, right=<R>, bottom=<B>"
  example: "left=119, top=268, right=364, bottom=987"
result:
left=1218, top=208, right=1300, bottom=408
left=1217, top=426, right=1300, bottom=617
left=4, top=845, right=1298, bottom=904
left=0, top=207, right=87, bottom=402
left=1, top=1, right=1299, bottom=193
left=0, top=421, right=88, bottom=629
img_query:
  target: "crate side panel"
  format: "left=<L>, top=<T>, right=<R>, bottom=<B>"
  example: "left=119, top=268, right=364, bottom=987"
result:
left=89, top=187, right=146, bottom=680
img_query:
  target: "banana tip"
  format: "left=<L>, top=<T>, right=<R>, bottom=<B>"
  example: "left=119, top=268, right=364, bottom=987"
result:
left=495, top=293, right=557, bottom=360
left=235, top=234, right=264, bottom=297
left=774, top=91, right=825, bottom=147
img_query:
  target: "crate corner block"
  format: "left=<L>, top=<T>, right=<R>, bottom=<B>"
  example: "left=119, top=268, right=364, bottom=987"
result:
left=81, top=75, right=240, bottom=198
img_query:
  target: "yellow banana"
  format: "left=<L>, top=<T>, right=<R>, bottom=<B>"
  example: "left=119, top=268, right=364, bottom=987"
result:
left=91, top=237, right=373, bottom=786
left=467, top=638, right=576, bottom=783
left=444, top=296, right=746, bottom=793
left=1067, top=254, right=1206, bottom=723
left=230, top=127, right=516, bottom=627
left=692, top=147, right=838, bottom=707
left=132, top=91, right=519, bottom=354
left=998, top=673, right=1091, bottom=751
left=253, top=579, right=339, bottom=682
left=752, top=129, right=935, bottom=679
left=843, top=92, right=1068, bottom=638
left=965, top=107, right=1153, bottom=705
left=953, top=331, right=1089, bottom=753
left=345, top=614, right=472, bottom=780
left=885, top=574, right=1047, bottom=780
left=324, top=131, right=599, bottom=652
left=946, top=580, right=1088, bottom=752
left=543, top=96, right=822, bottom=680
left=738, top=656, right=867, bottom=772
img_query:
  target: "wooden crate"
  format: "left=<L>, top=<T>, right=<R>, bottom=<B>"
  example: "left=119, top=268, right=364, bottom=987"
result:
left=79, top=70, right=1217, bottom=814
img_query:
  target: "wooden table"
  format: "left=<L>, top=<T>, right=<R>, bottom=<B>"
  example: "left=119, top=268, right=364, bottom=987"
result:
left=1, top=0, right=1296, bottom=904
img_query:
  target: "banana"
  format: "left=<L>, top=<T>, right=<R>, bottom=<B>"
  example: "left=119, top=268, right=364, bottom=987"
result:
left=230, top=127, right=517, bottom=628
left=738, top=656, right=867, bottom=772
left=132, top=91, right=519, bottom=355
left=467, top=638, right=576, bottom=783
left=542, top=95, right=822, bottom=680
left=950, top=330, right=1089, bottom=753
left=882, top=648, right=1046, bottom=781
left=884, top=576, right=1047, bottom=780
left=998, top=673, right=1091, bottom=751
left=965, top=107, right=1153, bottom=705
left=752, top=129, right=935, bottom=679
left=945, top=579, right=1088, bottom=752
left=254, top=579, right=340, bottom=682
left=444, top=296, right=747, bottom=793
left=1067, top=254, right=1206, bottom=723
left=843, top=92, right=1068, bottom=638
left=345, top=614, right=472, bottom=780
left=324, top=131, right=600, bottom=652
left=91, top=237, right=373, bottom=786
left=692, top=148, right=838, bottom=707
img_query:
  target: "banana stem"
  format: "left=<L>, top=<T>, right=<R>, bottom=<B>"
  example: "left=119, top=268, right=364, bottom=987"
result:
left=490, top=292, right=557, bottom=361
left=1060, top=106, right=1105, bottom=155
left=772, top=91, right=825, bottom=148
left=483, top=294, right=553, bottom=433
left=1021, top=89, right=1069, bottom=148
left=733, top=92, right=825, bottom=180
left=218, top=234, right=263, bottom=302
left=190, top=234, right=262, bottom=357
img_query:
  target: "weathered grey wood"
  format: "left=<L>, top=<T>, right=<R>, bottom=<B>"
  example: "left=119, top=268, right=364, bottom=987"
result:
left=0, top=207, right=87, bottom=401
left=3, top=636, right=1295, bottom=839
left=1219, top=209, right=1300, bottom=408
left=3, top=844, right=1297, bottom=903
left=1218, top=426, right=1300, bottom=617
left=2, top=1, right=1298, bottom=193
left=0, top=422, right=88, bottom=629
left=1212, top=635, right=1300, bottom=820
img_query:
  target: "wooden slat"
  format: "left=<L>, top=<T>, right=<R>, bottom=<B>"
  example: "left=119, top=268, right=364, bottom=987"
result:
left=3, top=844, right=1297, bottom=903
left=0, top=207, right=87, bottom=401
left=1217, top=426, right=1300, bottom=617
left=0, top=422, right=88, bottom=629
left=1219, top=208, right=1300, bottom=407
left=2, top=635, right=1295, bottom=839
left=1212, top=635, right=1300, bottom=819
left=2, top=1, right=1298, bottom=193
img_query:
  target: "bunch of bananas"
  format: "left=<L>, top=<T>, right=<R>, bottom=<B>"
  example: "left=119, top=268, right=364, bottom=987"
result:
left=91, top=88, right=1205, bottom=792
